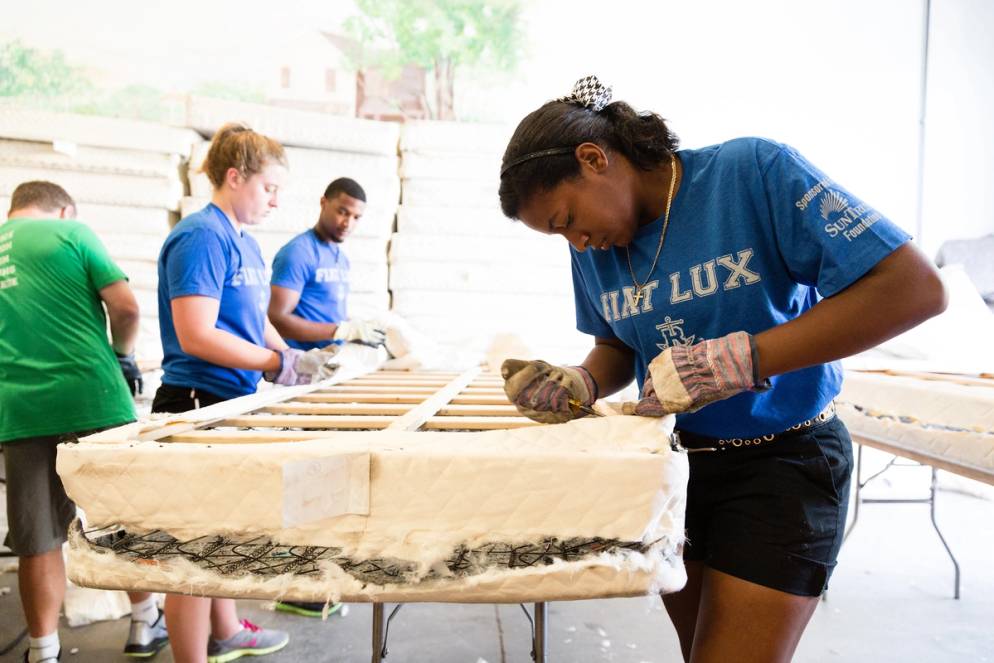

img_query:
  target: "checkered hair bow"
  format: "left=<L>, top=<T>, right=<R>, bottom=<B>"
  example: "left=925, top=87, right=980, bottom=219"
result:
left=558, top=75, right=613, bottom=112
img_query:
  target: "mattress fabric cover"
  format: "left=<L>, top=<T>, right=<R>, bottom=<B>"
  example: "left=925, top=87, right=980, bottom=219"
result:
left=57, top=415, right=688, bottom=603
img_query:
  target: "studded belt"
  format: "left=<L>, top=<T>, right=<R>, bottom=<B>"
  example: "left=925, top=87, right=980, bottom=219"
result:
left=671, top=402, right=837, bottom=454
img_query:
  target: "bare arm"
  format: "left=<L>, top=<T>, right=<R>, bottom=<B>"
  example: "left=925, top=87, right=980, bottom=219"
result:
left=580, top=336, right=637, bottom=397
left=263, top=317, right=289, bottom=352
left=172, top=295, right=281, bottom=373
left=754, top=242, right=947, bottom=378
left=267, top=285, right=340, bottom=342
left=99, top=279, right=140, bottom=355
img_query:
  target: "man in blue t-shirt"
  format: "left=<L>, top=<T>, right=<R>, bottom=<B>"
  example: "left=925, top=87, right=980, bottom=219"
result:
left=268, top=177, right=384, bottom=351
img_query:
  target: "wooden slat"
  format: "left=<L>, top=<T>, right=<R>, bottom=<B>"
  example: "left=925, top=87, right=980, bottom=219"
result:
left=220, top=415, right=396, bottom=429
left=387, top=366, right=483, bottom=431
left=295, top=393, right=429, bottom=404
left=437, top=404, right=519, bottom=416
left=450, top=395, right=511, bottom=405
left=262, top=402, right=414, bottom=416
left=263, top=402, right=519, bottom=417
left=423, top=416, right=537, bottom=430
left=166, top=415, right=537, bottom=442
left=318, top=385, right=438, bottom=394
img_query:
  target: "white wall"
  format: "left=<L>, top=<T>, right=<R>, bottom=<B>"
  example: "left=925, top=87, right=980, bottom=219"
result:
left=920, top=0, right=994, bottom=256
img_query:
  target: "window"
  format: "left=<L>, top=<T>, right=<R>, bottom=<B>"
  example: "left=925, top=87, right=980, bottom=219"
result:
left=280, top=66, right=291, bottom=89
left=325, top=68, right=336, bottom=93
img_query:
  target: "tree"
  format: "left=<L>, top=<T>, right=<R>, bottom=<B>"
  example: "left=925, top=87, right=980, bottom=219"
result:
left=0, top=40, right=89, bottom=98
left=345, top=0, right=523, bottom=120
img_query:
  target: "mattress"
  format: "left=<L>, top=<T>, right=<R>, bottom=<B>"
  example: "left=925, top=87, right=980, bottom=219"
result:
left=389, top=232, right=567, bottom=266
left=0, top=139, right=181, bottom=179
left=390, top=261, right=572, bottom=295
left=396, top=204, right=528, bottom=238
left=0, top=106, right=201, bottom=155
left=57, top=414, right=688, bottom=603
left=179, top=197, right=395, bottom=241
left=838, top=370, right=994, bottom=478
left=400, top=120, right=512, bottom=156
left=102, top=232, right=169, bottom=263
left=399, top=152, right=499, bottom=181
left=0, top=167, right=182, bottom=211
left=184, top=96, right=399, bottom=155
left=401, top=178, right=498, bottom=208
left=390, top=290, right=575, bottom=322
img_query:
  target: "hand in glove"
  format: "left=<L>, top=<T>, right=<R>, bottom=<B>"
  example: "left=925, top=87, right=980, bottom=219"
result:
left=637, top=331, right=770, bottom=416
left=501, top=358, right=598, bottom=424
left=333, top=319, right=386, bottom=347
left=265, top=347, right=341, bottom=386
left=116, top=352, right=143, bottom=396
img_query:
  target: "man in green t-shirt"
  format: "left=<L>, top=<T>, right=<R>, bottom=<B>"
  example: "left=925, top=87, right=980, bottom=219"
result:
left=0, top=181, right=165, bottom=662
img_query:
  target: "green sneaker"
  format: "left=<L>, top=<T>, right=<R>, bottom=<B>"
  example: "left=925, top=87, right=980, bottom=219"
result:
left=273, top=600, right=342, bottom=618
left=206, top=620, right=288, bottom=663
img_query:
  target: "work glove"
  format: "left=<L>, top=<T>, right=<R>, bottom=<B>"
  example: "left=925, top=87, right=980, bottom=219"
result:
left=501, top=358, right=598, bottom=424
left=115, top=351, right=143, bottom=396
left=333, top=319, right=386, bottom=347
left=265, top=347, right=341, bottom=386
left=635, top=331, right=770, bottom=416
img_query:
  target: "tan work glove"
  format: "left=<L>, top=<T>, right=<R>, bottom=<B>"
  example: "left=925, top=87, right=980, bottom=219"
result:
left=501, top=358, right=598, bottom=424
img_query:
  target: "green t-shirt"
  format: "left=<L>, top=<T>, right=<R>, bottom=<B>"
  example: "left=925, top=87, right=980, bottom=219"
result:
left=0, top=218, right=136, bottom=442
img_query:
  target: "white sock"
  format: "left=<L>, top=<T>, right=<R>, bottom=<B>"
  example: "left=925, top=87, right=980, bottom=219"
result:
left=28, top=632, right=59, bottom=663
left=131, top=596, right=158, bottom=624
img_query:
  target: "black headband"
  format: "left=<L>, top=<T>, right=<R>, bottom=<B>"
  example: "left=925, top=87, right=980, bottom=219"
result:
left=499, top=146, right=575, bottom=176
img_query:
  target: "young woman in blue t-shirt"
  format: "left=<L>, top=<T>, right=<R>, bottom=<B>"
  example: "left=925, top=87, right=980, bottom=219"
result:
left=498, top=76, right=947, bottom=662
left=154, top=124, right=333, bottom=662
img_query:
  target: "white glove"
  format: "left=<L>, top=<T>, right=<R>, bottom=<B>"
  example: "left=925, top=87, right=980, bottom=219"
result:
left=265, top=347, right=341, bottom=385
left=333, top=319, right=386, bottom=347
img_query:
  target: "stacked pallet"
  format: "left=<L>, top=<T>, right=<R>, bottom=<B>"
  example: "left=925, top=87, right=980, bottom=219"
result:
left=392, top=121, right=591, bottom=363
left=0, top=107, right=201, bottom=364
left=179, top=97, right=399, bottom=318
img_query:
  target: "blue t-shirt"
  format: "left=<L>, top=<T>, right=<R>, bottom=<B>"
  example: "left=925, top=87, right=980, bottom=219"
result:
left=270, top=229, right=350, bottom=351
left=572, top=138, right=910, bottom=438
left=158, top=203, right=271, bottom=399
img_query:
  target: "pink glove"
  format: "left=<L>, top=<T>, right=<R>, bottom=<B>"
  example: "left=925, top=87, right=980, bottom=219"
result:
left=636, top=331, right=769, bottom=416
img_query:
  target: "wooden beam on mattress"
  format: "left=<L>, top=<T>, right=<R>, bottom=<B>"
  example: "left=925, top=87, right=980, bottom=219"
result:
left=261, top=402, right=519, bottom=417
left=165, top=415, right=537, bottom=442
left=387, top=366, right=484, bottom=431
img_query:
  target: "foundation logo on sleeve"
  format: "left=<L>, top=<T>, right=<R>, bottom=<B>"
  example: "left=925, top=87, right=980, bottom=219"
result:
left=819, top=191, right=849, bottom=220
left=797, top=179, right=885, bottom=243
left=655, top=316, right=696, bottom=350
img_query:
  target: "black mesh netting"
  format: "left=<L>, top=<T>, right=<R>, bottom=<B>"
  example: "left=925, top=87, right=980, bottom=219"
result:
left=79, top=524, right=661, bottom=586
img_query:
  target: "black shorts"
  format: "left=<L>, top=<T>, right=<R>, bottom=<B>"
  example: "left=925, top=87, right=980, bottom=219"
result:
left=3, top=425, right=121, bottom=555
left=682, top=416, right=853, bottom=597
left=152, top=383, right=228, bottom=414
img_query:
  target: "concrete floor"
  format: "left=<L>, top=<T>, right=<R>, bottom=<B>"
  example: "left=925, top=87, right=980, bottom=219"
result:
left=2, top=462, right=992, bottom=662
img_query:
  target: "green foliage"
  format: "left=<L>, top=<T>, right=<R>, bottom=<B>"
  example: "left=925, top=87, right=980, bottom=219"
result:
left=192, top=80, right=266, bottom=104
left=345, top=0, right=523, bottom=75
left=0, top=40, right=90, bottom=97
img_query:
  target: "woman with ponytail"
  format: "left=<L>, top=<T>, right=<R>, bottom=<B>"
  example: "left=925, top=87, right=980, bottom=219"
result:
left=498, top=76, right=947, bottom=662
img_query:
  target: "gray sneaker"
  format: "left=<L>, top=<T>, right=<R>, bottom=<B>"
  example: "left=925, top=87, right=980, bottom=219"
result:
left=124, top=608, right=169, bottom=658
left=206, top=620, right=289, bottom=662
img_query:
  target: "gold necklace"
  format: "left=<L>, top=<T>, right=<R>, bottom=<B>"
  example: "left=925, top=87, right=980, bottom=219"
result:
left=626, top=152, right=678, bottom=308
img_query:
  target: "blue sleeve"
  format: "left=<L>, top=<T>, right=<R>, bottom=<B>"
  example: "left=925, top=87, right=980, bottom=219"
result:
left=270, top=239, right=313, bottom=292
left=166, top=228, right=228, bottom=300
left=571, top=250, right=616, bottom=338
left=762, top=144, right=911, bottom=297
